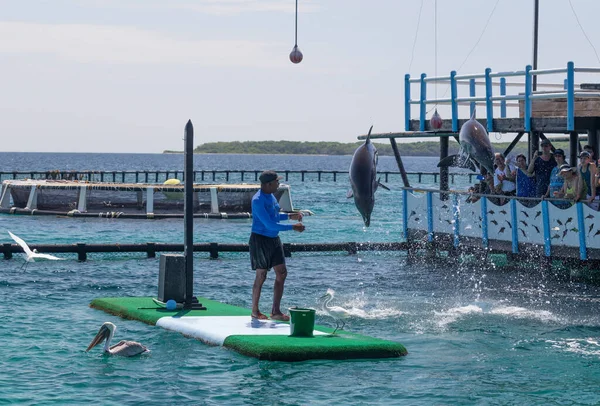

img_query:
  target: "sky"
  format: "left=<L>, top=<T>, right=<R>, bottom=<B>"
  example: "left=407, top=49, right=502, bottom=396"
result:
left=2, top=0, right=600, bottom=153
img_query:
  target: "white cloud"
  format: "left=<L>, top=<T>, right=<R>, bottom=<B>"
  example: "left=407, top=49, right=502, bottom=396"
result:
left=0, top=22, right=286, bottom=67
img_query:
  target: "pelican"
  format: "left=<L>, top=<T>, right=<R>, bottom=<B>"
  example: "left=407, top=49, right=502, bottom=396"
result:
left=321, top=288, right=352, bottom=334
left=8, top=231, right=63, bottom=270
left=86, top=322, right=149, bottom=357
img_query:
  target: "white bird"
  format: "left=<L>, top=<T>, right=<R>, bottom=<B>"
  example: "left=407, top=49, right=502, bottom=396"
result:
left=86, top=322, right=149, bottom=357
left=8, top=231, right=63, bottom=269
left=321, top=288, right=352, bottom=334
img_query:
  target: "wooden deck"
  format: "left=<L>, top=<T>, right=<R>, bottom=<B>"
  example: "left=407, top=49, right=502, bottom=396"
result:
left=406, top=117, right=600, bottom=134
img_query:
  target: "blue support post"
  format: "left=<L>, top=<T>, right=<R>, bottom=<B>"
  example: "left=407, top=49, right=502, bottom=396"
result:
left=577, top=202, right=587, bottom=260
left=567, top=61, right=575, bottom=132
left=524, top=65, right=532, bottom=132
left=481, top=197, right=488, bottom=248
left=500, top=77, right=507, bottom=118
left=510, top=198, right=518, bottom=254
left=469, top=78, right=476, bottom=118
left=402, top=189, right=408, bottom=240
left=542, top=200, right=551, bottom=257
left=404, top=74, right=411, bottom=131
left=485, top=68, right=493, bottom=132
left=452, top=193, right=460, bottom=248
left=450, top=71, right=458, bottom=132
left=427, top=192, right=433, bottom=242
left=419, top=73, right=427, bottom=132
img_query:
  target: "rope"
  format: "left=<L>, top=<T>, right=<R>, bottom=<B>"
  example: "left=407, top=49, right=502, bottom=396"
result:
left=427, top=0, right=501, bottom=113
left=294, top=0, right=298, bottom=46
left=454, top=0, right=500, bottom=74
left=407, top=0, right=425, bottom=74
left=568, top=0, right=600, bottom=64
left=434, top=0, right=438, bottom=104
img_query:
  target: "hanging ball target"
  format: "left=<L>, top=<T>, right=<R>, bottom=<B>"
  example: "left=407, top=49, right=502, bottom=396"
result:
left=430, top=109, right=443, bottom=130
left=289, top=45, right=303, bottom=64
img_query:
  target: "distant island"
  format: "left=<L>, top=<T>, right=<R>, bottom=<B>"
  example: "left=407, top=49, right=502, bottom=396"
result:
left=163, top=140, right=572, bottom=157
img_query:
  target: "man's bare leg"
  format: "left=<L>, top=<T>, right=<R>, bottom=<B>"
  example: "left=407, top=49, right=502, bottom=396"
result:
left=252, top=268, right=268, bottom=319
left=270, top=264, right=289, bottom=320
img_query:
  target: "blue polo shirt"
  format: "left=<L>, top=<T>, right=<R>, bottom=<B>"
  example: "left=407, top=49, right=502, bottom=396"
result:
left=251, top=190, right=292, bottom=238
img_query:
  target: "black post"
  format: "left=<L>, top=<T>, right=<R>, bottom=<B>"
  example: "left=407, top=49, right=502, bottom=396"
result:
left=588, top=121, right=599, bottom=162
left=183, top=120, right=206, bottom=310
left=390, top=138, right=410, bottom=188
left=502, top=131, right=525, bottom=157
left=440, top=135, right=449, bottom=200
left=184, top=120, right=194, bottom=308
left=530, top=131, right=540, bottom=163
left=569, top=131, right=579, bottom=168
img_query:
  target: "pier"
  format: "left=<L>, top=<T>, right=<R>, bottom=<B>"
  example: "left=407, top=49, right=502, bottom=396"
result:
left=2, top=241, right=407, bottom=261
left=4, top=238, right=600, bottom=273
left=359, top=61, right=600, bottom=269
left=0, top=169, right=478, bottom=185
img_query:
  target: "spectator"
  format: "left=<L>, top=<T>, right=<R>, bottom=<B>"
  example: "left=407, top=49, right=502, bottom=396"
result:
left=578, top=150, right=598, bottom=209
left=493, top=153, right=516, bottom=196
left=584, top=144, right=597, bottom=164
left=514, top=154, right=536, bottom=197
left=545, top=149, right=569, bottom=208
left=583, top=144, right=600, bottom=193
left=527, top=139, right=557, bottom=197
left=554, top=164, right=586, bottom=205
left=466, top=173, right=493, bottom=203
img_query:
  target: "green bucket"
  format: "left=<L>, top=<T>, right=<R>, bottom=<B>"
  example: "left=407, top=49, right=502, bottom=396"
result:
left=289, top=307, right=316, bottom=337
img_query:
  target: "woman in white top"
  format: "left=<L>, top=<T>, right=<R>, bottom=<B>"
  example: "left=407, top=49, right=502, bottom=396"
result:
left=493, top=153, right=516, bottom=195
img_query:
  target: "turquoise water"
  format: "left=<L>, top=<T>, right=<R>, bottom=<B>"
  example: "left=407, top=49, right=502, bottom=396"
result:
left=1, top=153, right=600, bottom=405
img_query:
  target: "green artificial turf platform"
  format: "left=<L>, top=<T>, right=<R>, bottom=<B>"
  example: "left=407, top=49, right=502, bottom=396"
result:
left=90, top=296, right=408, bottom=361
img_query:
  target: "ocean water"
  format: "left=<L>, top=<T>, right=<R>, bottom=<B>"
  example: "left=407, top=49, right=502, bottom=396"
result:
left=1, top=152, right=600, bottom=405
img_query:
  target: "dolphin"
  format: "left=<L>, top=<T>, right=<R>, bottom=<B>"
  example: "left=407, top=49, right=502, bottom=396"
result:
left=437, top=110, right=495, bottom=174
left=347, top=126, right=389, bottom=227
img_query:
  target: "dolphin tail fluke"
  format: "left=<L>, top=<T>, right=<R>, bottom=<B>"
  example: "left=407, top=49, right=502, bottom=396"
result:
left=438, top=154, right=478, bottom=172
left=437, top=154, right=460, bottom=168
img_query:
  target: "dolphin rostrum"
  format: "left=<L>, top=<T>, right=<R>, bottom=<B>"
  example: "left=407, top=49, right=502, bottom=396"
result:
left=347, top=126, right=389, bottom=227
left=437, top=110, right=495, bottom=174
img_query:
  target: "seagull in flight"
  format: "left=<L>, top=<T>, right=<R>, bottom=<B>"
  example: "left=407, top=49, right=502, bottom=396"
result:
left=8, top=231, right=63, bottom=269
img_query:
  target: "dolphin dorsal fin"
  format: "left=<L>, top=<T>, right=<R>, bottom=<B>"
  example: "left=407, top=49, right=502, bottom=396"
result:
left=365, top=125, right=373, bottom=144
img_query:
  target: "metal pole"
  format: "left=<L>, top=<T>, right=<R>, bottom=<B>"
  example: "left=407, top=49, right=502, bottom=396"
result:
left=532, top=0, right=539, bottom=91
left=440, top=134, right=449, bottom=200
left=183, top=120, right=205, bottom=310
left=389, top=138, right=410, bottom=188
left=184, top=120, right=194, bottom=308
left=570, top=131, right=578, bottom=170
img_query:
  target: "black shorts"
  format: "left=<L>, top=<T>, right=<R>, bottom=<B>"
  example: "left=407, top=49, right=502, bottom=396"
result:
left=249, top=233, right=285, bottom=270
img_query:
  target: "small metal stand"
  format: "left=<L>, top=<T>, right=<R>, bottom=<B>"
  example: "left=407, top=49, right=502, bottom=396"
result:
left=186, top=297, right=207, bottom=310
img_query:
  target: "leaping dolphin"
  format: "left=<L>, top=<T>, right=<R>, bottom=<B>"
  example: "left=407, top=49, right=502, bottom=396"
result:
left=347, top=126, right=389, bottom=227
left=437, top=111, right=495, bottom=174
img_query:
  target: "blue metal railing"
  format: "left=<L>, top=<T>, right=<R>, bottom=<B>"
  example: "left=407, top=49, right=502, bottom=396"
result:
left=404, top=61, right=600, bottom=132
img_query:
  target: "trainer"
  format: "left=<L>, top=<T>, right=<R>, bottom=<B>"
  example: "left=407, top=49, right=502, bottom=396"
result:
left=250, top=170, right=305, bottom=321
